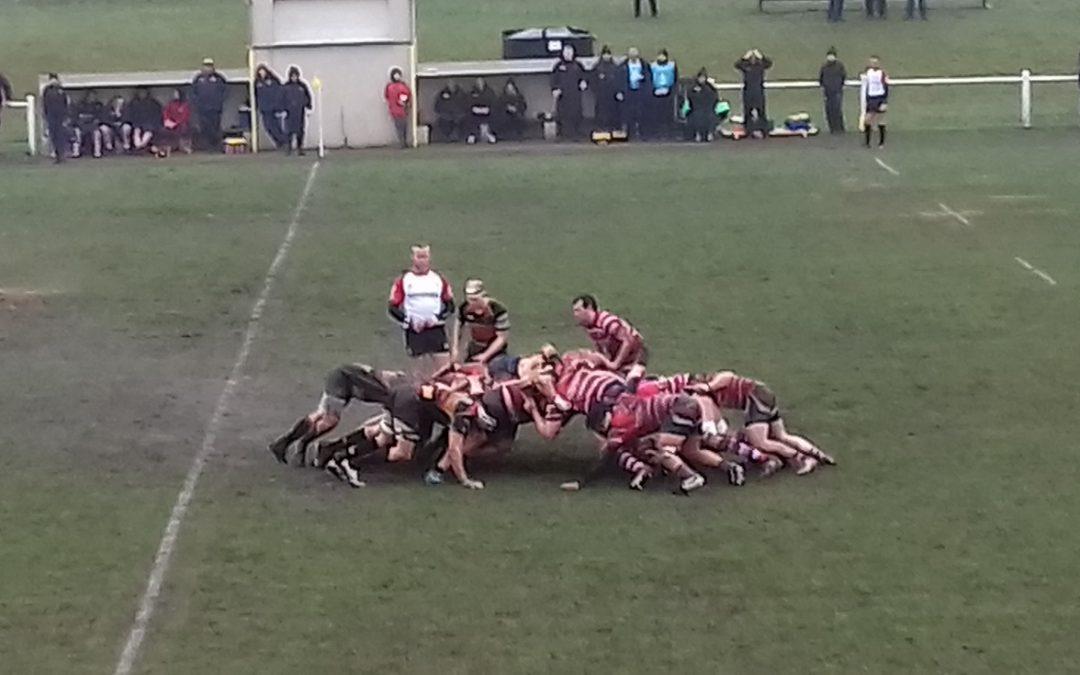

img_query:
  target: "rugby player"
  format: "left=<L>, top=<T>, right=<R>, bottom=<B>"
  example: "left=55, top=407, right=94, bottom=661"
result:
left=570, top=295, right=647, bottom=372
left=860, top=56, right=889, bottom=148
left=451, top=278, right=510, bottom=365
left=388, top=244, right=454, bottom=375
left=268, top=363, right=403, bottom=466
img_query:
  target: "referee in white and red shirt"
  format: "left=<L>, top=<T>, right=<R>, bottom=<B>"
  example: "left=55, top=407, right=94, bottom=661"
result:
left=388, top=245, right=454, bottom=369
left=571, top=294, right=647, bottom=372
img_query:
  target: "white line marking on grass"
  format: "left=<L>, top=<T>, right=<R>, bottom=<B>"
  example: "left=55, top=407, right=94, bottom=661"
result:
left=1014, top=257, right=1057, bottom=286
left=113, top=161, right=321, bottom=675
left=938, top=202, right=972, bottom=227
left=875, top=157, right=900, bottom=176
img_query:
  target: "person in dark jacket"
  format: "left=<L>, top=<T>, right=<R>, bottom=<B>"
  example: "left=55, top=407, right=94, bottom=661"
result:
left=433, top=82, right=468, bottom=141
left=735, top=49, right=772, bottom=136
left=551, top=44, right=588, bottom=140
left=686, top=68, right=718, bottom=142
left=905, top=0, right=927, bottom=20
left=591, top=46, right=622, bottom=133
left=819, top=47, right=848, bottom=134
left=254, top=64, right=287, bottom=148
left=127, top=87, right=163, bottom=153
left=648, top=49, right=678, bottom=139
left=102, top=95, right=131, bottom=153
left=282, top=66, right=312, bottom=155
left=827, top=0, right=845, bottom=21
left=42, top=74, right=70, bottom=163
left=618, top=47, right=651, bottom=140
left=497, top=79, right=527, bottom=140
left=467, top=76, right=497, bottom=144
left=72, top=90, right=106, bottom=158
left=191, top=57, right=228, bottom=151
left=865, top=0, right=885, bottom=18
left=0, top=72, right=13, bottom=141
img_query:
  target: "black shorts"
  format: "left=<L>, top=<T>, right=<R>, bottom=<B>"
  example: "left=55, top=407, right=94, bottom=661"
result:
left=481, top=389, right=520, bottom=443
left=744, top=384, right=781, bottom=426
left=466, top=340, right=507, bottom=361
left=404, top=326, right=449, bottom=357
left=383, top=386, right=435, bottom=443
left=866, top=96, right=888, bottom=114
left=324, top=363, right=389, bottom=406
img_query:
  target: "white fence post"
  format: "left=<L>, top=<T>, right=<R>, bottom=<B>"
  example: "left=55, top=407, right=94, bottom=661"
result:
left=25, top=95, right=37, bottom=156
left=1020, top=69, right=1032, bottom=129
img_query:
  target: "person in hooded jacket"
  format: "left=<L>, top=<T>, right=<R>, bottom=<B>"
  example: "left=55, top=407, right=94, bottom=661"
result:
left=686, top=68, right=718, bottom=142
left=282, top=66, right=312, bottom=155
left=384, top=67, right=412, bottom=148
left=497, top=79, right=527, bottom=140
left=591, top=45, right=622, bottom=133
left=42, top=74, right=71, bottom=163
left=467, top=76, right=497, bottom=144
left=818, top=47, right=848, bottom=134
left=648, top=49, right=678, bottom=139
left=254, top=64, right=287, bottom=148
left=434, top=82, right=468, bottom=142
left=191, top=58, right=227, bottom=151
left=127, top=87, right=163, bottom=153
left=551, top=44, right=589, bottom=139
left=735, top=49, right=773, bottom=137
left=0, top=73, right=13, bottom=143
left=618, top=47, right=651, bottom=140
left=72, top=89, right=106, bottom=158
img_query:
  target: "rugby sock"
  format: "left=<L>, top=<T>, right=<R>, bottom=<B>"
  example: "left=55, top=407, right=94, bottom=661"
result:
left=878, top=125, right=886, bottom=146
left=616, top=451, right=649, bottom=476
left=864, top=126, right=872, bottom=147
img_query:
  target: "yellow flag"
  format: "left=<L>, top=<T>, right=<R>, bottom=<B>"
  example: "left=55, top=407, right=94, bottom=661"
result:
left=312, top=77, right=322, bottom=91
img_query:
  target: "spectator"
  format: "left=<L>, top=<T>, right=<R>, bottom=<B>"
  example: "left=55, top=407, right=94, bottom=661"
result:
left=819, top=47, right=847, bottom=134
left=41, top=73, right=70, bottom=164
left=384, top=67, right=412, bottom=148
left=905, top=0, right=927, bottom=20
left=633, top=0, right=658, bottom=18
left=191, top=57, right=228, bottom=151
left=158, top=88, right=192, bottom=156
left=735, top=49, right=772, bottom=136
left=648, top=48, right=678, bottom=139
left=127, top=87, right=162, bottom=153
left=591, top=45, right=622, bottom=133
left=282, top=66, right=312, bottom=156
left=551, top=44, right=588, bottom=140
left=254, top=64, right=287, bottom=148
left=865, top=0, right=885, bottom=18
left=619, top=47, right=651, bottom=140
left=686, top=68, right=718, bottom=142
left=467, top=76, right=497, bottom=144
left=827, top=0, right=845, bottom=22
left=73, top=89, right=105, bottom=158
left=433, top=81, right=468, bottom=141
left=0, top=72, right=12, bottom=143
left=497, top=79, right=527, bottom=140
left=102, top=95, right=131, bottom=153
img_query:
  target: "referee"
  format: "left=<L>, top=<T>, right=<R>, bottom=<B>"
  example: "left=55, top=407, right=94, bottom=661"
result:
left=387, top=244, right=455, bottom=375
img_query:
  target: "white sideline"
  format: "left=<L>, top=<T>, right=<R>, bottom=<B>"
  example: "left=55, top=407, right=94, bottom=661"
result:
left=113, top=161, right=321, bottom=675
left=1014, top=257, right=1058, bottom=286
left=874, top=157, right=900, bottom=176
left=938, top=202, right=972, bottom=227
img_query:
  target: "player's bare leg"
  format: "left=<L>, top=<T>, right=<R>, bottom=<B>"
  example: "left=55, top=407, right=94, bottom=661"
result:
left=769, top=419, right=835, bottom=466
left=435, top=428, right=485, bottom=489
left=269, top=410, right=340, bottom=465
left=678, top=436, right=744, bottom=486
left=744, top=423, right=803, bottom=476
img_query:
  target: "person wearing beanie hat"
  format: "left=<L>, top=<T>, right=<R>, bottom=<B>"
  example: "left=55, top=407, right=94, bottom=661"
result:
left=282, top=65, right=312, bottom=155
left=818, top=47, right=848, bottom=134
left=591, top=45, right=622, bottom=133
left=384, top=67, right=412, bottom=148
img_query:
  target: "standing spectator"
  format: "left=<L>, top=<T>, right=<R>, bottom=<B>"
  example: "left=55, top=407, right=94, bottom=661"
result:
left=388, top=244, right=455, bottom=375
left=41, top=74, right=70, bottom=164
left=633, top=0, right=658, bottom=18
left=905, top=0, right=927, bottom=19
left=648, top=49, right=678, bottom=139
left=819, top=47, right=848, bottom=134
left=282, top=66, right=312, bottom=156
left=158, top=88, right=193, bottom=156
left=384, top=67, right=412, bottom=148
left=102, top=95, right=130, bottom=153
left=72, top=90, right=105, bottom=158
left=865, top=0, right=886, bottom=18
left=467, top=76, right=497, bottom=144
left=497, top=79, right=527, bottom=140
left=619, top=47, right=651, bottom=140
left=827, top=0, right=845, bottom=21
left=433, top=81, right=468, bottom=142
left=735, top=49, right=772, bottom=135
left=127, top=87, right=162, bottom=153
left=591, top=46, right=622, bottom=133
left=1077, top=50, right=1080, bottom=123
left=551, top=44, right=588, bottom=140
left=0, top=72, right=13, bottom=143
left=686, top=68, right=718, bottom=142
left=254, top=64, right=287, bottom=148
left=191, top=58, right=228, bottom=151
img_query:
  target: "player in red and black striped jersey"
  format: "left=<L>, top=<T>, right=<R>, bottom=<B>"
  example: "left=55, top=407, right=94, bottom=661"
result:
left=571, top=295, right=647, bottom=372
left=689, top=371, right=835, bottom=475
left=451, top=278, right=510, bottom=365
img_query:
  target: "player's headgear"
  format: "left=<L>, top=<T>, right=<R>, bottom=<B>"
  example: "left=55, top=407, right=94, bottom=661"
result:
left=464, top=278, right=485, bottom=298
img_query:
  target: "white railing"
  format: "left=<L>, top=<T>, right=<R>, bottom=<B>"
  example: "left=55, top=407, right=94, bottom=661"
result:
left=2, top=96, right=36, bottom=156
left=709, top=71, right=1076, bottom=130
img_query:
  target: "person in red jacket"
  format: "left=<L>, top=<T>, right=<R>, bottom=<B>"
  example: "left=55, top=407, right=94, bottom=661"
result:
left=156, top=88, right=192, bottom=157
left=384, top=67, right=412, bottom=148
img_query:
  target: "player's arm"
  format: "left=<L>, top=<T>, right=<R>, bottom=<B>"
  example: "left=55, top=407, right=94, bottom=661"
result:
left=387, top=276, right=408, bottom=327
left=450, top=305, right=465, bottom=363
left=522, top=396, right=564, bottom=440
left=606, top=337, right=635, bottom=371
left=436, top=275, right=454, bottom=325
left=474, top=306, right=509, bottom=364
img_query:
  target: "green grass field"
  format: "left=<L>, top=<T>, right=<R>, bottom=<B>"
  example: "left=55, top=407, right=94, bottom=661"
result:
left=3, top=130, right=1080, bottom=672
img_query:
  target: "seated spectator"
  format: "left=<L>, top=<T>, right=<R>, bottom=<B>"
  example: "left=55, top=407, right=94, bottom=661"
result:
left=434, top=81, right=468, bottom=141
left=467, top=76, right=497, bottom=144
left=497, top=79, right=527, bottom=140
left=157, top=88, right=193, bottom=156
left=101, top=96, right=130, bottom=153
left=686, top=68, right=718, bottom=142
left=126, top=87, right=163, bottom=153
left=254, top=64, right=287, bottom=148
left=384, top=67, right=412, bottom=149
left=73, top=89, right=106, bottom=158
left=649, top=49, right=678, bottom=139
